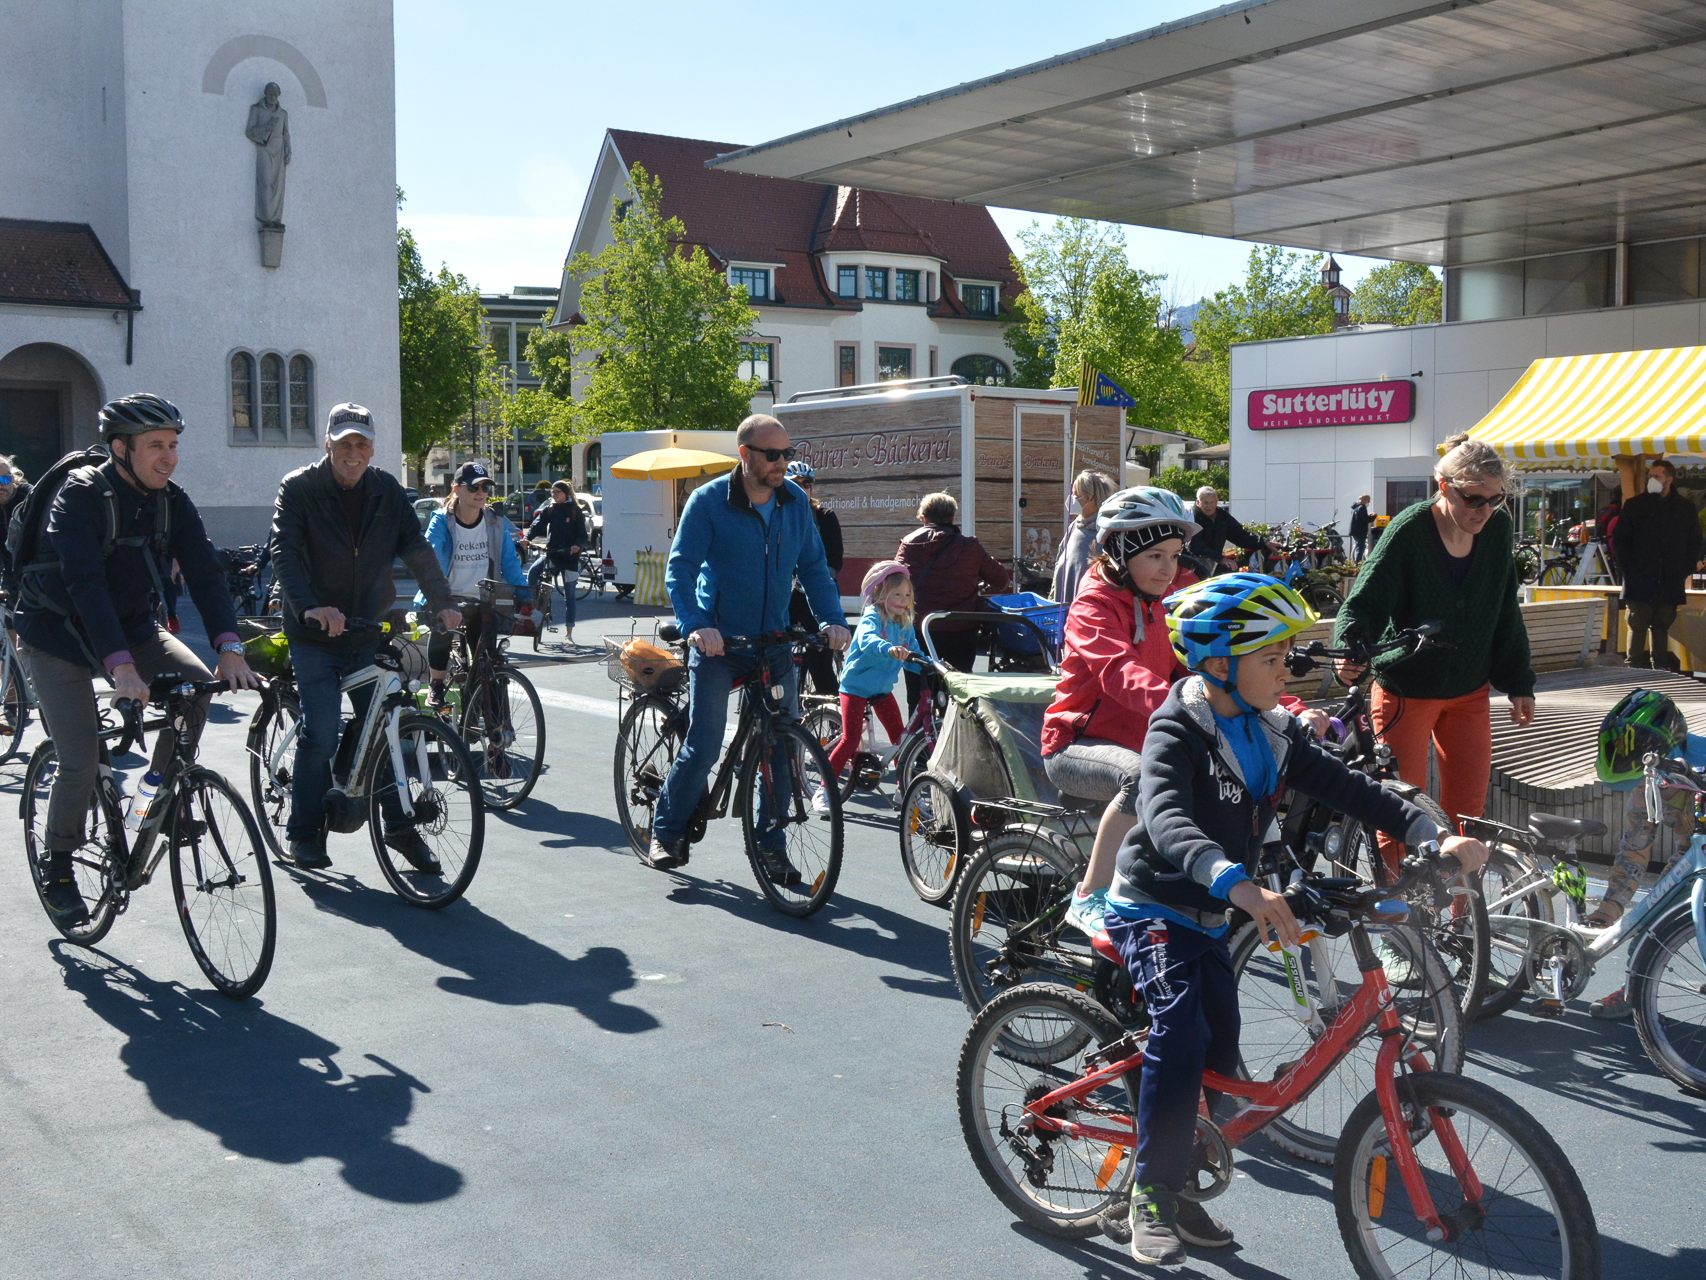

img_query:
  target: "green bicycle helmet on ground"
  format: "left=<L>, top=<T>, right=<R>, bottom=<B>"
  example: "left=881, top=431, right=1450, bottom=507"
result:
left=1596, top=687, right=1686, bottom=786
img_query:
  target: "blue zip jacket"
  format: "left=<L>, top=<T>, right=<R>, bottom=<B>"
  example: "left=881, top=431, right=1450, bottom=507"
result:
left=839, top=606, right=918, bottom=698
left=414, top=507, right=529, bottom=606
left=667, top=472, right=845, bottom=640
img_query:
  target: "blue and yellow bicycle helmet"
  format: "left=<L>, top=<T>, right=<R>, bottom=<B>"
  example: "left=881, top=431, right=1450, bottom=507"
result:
left=1166, top=573, right=1317, bottom=712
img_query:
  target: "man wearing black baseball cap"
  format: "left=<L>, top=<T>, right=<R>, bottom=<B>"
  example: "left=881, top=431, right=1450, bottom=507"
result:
left=268, top=402, right=461, bottom=871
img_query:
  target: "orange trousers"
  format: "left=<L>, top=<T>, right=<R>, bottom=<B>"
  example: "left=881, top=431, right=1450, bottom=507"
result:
left=1370, top=683, right=1491, bottom=873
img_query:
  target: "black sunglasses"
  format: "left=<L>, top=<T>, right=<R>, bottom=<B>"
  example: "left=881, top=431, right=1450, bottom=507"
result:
left=1446, top=482, right=1507, bottom=510
left=746, top=446, right=796, bottom=462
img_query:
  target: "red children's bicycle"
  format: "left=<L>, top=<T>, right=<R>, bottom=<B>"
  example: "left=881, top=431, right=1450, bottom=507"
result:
left=956, top=851, right=1600, bottom=1279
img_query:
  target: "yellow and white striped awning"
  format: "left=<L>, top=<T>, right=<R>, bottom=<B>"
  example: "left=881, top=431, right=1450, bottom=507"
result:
left=1464, top=345, right=1706, bottom=465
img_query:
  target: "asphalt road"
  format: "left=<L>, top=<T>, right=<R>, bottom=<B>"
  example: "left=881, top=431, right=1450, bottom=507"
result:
left=2, top=597, right=1703, bottom=1279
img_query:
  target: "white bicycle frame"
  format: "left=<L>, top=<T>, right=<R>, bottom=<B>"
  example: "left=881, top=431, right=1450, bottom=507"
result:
left=261, top=660, right=421, bottom=821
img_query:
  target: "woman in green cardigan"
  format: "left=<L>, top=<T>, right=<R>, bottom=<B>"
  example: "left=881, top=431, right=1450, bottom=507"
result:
left=1334, top=433, right=1537, bottom=858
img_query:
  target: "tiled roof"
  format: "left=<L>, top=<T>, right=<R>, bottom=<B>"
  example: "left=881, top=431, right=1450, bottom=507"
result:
left=604, top=130, right=1018, bottom=317
left=0, top=219, right=136, bottom=309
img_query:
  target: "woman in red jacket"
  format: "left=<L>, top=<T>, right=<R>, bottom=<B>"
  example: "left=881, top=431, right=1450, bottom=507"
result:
left=1042, top=487, right=1199, bottom=936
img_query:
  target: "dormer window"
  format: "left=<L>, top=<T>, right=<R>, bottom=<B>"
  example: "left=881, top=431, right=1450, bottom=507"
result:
left=729, top=266, right=771, bottom=301
left=960, top=282, right=998, bottom=315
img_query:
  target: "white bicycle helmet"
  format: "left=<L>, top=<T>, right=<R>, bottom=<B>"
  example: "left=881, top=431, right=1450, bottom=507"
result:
left=1096, top=486, right=1199, bottom=559
left=786, top=460, right=815, bottom=483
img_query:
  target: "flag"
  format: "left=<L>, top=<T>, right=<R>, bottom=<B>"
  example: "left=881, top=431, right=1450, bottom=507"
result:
left=1076, top=359, right=1136, bottom=409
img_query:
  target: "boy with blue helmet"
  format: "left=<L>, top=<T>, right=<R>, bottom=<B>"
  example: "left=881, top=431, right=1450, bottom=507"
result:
left=1106, top=572, right=1487, bottom=1266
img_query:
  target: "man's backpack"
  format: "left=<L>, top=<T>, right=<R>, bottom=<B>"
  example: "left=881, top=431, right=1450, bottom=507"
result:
left=6, top=445, right=173, bottom=600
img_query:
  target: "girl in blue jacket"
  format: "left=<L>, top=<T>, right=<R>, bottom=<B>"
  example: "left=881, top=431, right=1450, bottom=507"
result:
left=817, top=561, right=917, bottom=809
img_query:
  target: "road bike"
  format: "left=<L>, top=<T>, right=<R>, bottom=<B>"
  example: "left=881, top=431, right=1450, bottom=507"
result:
left=0, top=594, right=40, bottom=764
left=610, top=624, right=844, bottom=916
left=1468, top=751, right=1706, bottom=1092
left=245, top=616, right=486, bottom=908
left=22, top=675, right=276, bottom=999
left=440, top=578, right=545, bottom=809
left=957, top=852, right=1599, bottom=1279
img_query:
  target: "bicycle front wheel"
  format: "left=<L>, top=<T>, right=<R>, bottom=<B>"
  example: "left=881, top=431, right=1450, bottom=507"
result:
left=366, top=713, right=485, bottom=908
left=958, top=983, right=1135, bottom=1239
left=613, top=693, right=683, bottom=856
left=246, top=685, right=300, bottom=860
left=0, top=652, right=29, bottom=765
left=1476, top=844, right=1554, bottom=1019
left=461, top=665, right=546, bottom=809
left=1231, top=922, right=1463, bottom=1166
left=1629, top=901, right=1706, bottom=1094
left=896, top=768, right=968, bottom=905
left=738, top=719, right=842, bottom=916
left=1538, top=561, right=1571, bottom=586
left=1334, top=1072, right=1599, bottom=1280
left=23, top=740, right=124, bottom=944
left=170, top=767, right=277, bottom=999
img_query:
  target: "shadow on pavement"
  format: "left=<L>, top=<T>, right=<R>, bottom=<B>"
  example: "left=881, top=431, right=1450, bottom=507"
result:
left=51, top=945, right=461, bottom=1202
left=285, top=868, right=660, bottom=1034
left=1008, top=1217, right=1293, bottom=1280
left=497, top=795, right=629, bottom=852
left=1602, top=1239, right=1706, bottom=1277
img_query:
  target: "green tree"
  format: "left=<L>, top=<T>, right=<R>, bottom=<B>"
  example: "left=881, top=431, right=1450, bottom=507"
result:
left=1005, top=219, right=1128, bottom=387
left=540, top=164, right=756, bottom=446
left=1349, top=260, right=1442, bottom=326
left=397, top=198, right=501, bottom=476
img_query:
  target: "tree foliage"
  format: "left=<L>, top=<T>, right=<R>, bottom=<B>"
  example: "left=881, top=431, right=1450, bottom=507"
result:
left=1004, top=218, right=1218, bottom=439
left=535, top=164, right=757, bottom=446
left=1151, top=463, right=1227, bottom=501
left=397, top=201, right=501, bottom=474
left=1349, top=261, right=1442, bottom=326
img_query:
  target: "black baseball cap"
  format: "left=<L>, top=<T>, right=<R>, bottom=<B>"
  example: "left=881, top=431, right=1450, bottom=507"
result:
left=454, top=462, right=493, bottom=489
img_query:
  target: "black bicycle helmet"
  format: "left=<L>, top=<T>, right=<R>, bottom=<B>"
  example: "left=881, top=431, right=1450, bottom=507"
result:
left=98, top=393, right=185, bottom=440
left=1596, top=687, right=1686, bottom=786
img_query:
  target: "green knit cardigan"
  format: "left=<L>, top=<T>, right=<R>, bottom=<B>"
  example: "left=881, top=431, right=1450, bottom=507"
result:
left=1332, top=500, right=1535, bottom=700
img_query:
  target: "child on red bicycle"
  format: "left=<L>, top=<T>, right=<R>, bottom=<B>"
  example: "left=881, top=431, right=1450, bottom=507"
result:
left=1108, top=572, right=1486, bottom=1267
left=816, top=560, right=917, bottom=810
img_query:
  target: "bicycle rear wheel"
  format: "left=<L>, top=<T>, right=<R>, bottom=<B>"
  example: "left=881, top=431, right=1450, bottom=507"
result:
left=1231, top=922, right=1463, bottom=1165
left=958, top=984, right=1135, bottom=1239
left=1476, top=844, right=1554, bottom=1019
left=613, top=693, right=683, bottom=856
left=460, top=665, right=545, bottom=809
left=366, top=713, right=485, bottom=908
left=1629, top=901, right=1706, bottom=1094
left=246, top=685, right=299, bottom=860
left=896, top=768, right=968, bottom=905
left=23, top=741, right=124, bottom=945
left=738, top=719, right=842, bottom=916
left=0, top=652, right=29, bottom=765
left=1334, top=1072, right=1599, bottom=1280
left=170, top=767, right=276, bottom=999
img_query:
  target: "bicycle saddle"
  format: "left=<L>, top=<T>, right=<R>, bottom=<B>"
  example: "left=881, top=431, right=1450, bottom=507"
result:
left=1528, top=814, right=1607, bottom=844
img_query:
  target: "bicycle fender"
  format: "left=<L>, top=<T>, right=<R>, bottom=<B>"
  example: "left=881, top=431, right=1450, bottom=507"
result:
left=1692, top=875, right=1706, bottom=964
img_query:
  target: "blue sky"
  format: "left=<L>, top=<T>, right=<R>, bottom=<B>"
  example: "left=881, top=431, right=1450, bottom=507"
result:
left=395, top=0, right=1388, bottom=300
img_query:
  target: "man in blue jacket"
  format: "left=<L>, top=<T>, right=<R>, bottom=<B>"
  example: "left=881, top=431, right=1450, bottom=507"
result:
left=644, top=415, right=850, bottom=876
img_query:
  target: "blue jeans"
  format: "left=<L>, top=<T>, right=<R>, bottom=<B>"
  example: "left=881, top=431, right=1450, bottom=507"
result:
left=527, top=553, right=577, bottom=628
left=1105, top=917, right=1240, bottom=1193
left=653, top=650, right=798, bottom=849
left=288, top=640, right=403, bottom=839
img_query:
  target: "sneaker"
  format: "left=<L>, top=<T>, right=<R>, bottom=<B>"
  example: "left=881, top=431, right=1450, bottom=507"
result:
left=1589, top=986, right=1633, bottom=1020
left=640, top=835, right=686, bottom=871
left=812, top=784, right=833, bottom=814
left=426, top=683, right=449, bottom=713
left=1174, top=1198, right=1234, bottom=1249
left=287, top=838, right=331, bottom=870
left=758, top=844, right=804, bottom=887
left=1065, top=886, right=1109, bottom=939
left=383, top=828, right=442, bottom=875
left=41, top=874, right=90, bottom=927
left=1128, top=1186, right=1186, bottom=1268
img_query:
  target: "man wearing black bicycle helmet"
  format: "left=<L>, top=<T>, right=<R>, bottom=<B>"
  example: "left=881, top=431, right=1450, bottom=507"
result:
left=13, top=393, right=260, bottom=926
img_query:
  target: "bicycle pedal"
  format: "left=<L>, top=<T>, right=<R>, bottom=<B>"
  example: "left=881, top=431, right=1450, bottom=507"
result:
left=1099, top=1205, right=1132, bottom=1244
left=1532, top=999, right=1565, bottom=1019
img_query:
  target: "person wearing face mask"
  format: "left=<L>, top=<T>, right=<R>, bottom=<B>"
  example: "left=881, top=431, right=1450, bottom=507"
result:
left=1612, top=458, right=1701, bottom=671
left=1334, top=433, right=1536, bottom=863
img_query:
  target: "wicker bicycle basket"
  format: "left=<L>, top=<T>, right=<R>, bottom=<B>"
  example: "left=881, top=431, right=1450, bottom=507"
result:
left=603, top=637, right=686, bottom=694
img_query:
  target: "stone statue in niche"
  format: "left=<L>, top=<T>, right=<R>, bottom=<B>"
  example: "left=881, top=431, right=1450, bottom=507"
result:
left=245, top=82, right=291, bottom=228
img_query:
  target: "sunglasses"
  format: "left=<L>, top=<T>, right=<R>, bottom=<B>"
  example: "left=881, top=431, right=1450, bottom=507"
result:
left=1446, top=482, right=1507, bottom=510
left=746, top=446, right=796, bottom=462
left=0, top=475, right=12, bottom=486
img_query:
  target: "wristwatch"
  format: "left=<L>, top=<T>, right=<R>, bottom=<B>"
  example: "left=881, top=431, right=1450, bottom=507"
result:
left=217, top=641, right=246, bottom=657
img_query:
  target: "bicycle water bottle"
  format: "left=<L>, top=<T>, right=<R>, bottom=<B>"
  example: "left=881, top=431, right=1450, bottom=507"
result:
left=125, top=769, right=163, bottom=832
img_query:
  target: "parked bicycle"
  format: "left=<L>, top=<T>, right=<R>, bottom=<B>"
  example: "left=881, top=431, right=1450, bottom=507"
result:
left=609, top=624, right=844, bottom=916
left=438, top=578, right=545, bottom=809
left=23, top=675, right=276, bottom=999
left=245, top=616, right=486, bottom=908
left=575, top=548, right=609, bottom=600
left=1468, top=751, right=1706, bottom=1092
left=957, top=850, right=1599, bottom=1279
left=217, top=543, right=268, bottom=617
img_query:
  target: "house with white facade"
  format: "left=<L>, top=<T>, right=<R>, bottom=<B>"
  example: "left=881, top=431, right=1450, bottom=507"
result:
left=0, top=0, right=399, bottom=545
left=553, top=130, right=1020, bottom=418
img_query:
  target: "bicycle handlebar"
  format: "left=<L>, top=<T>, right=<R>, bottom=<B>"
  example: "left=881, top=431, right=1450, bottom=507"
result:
left=1284, top=621, right=1442, bottom=677
left=1282, top=846, right=1461, bottom=931
left=111, top=675, right=239, bottom=754
left=654, top=622, right=835, bottom=652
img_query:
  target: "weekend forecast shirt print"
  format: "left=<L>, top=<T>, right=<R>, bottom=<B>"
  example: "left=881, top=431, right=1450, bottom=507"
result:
left=1248, top=380, right=1416, bottom=430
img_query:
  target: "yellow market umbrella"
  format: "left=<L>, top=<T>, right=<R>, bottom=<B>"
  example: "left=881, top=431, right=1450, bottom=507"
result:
left=609, top=446, right=739, bottom=481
